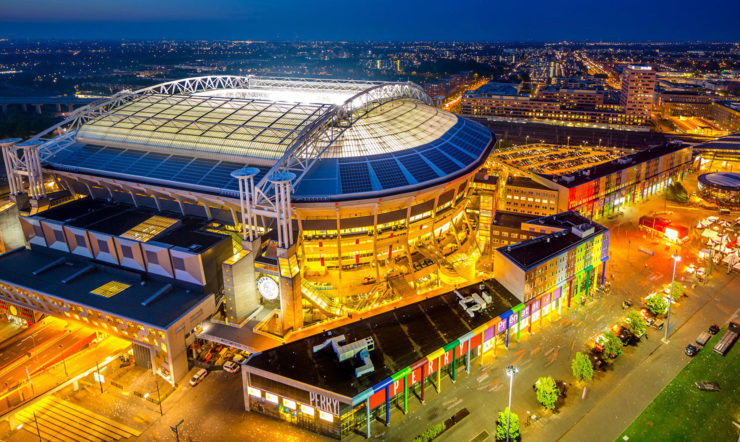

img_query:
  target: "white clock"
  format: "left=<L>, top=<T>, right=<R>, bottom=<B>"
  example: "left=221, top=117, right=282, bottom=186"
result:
left=257, top=276, right=280, bottom=301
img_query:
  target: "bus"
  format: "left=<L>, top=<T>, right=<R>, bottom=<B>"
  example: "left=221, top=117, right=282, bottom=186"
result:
left=639, top=216, right=689, bottom=243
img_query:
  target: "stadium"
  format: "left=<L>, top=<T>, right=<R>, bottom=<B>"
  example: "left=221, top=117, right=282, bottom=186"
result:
left=0, top=76, right=495, bottom=381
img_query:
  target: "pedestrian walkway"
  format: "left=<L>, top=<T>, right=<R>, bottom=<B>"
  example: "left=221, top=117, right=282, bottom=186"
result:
left=15, top=395, right=140, bottom=441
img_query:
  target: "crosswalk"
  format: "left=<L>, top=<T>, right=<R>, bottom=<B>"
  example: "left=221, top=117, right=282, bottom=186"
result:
left=15, top=395, right=141, bottom=441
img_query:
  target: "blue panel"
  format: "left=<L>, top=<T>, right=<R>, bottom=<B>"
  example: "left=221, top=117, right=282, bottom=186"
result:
left=172, top=158, right=219, bottom=183
left=370, top=159, right=408, bottom=189
left=148, top=155, right=194, bottom=180
left=397, top=153, right=438, bottom=183
left=78, top=146, right=124, bottom=169
left=438, top=143, right=476, bottom=163
left=339, top=163, right=372, bottom=194
left=420, top=148, right=461, bottom=174
left=121, top=152, right=170, bottom=175
left=198, top=161, right=243, bottom=188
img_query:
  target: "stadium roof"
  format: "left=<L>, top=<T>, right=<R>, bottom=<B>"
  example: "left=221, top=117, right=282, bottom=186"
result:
left=36, top=75, right=494, bottom=202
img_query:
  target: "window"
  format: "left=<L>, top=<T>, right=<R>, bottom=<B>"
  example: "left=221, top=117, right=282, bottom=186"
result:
left=121, top=245, right=134, bottom=259
left=172, top=256, right=186, bottom=271
left=75, top=234, right=86, bottom=245
left=145, top=250, right=158, bottom=264
left=54, top=229, right=66, bottom=243
left=98, top=242, right=110, bottom=254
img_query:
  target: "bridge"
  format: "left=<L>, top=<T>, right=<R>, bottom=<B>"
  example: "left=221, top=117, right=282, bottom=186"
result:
left=0, top=96, right=98, bottom=114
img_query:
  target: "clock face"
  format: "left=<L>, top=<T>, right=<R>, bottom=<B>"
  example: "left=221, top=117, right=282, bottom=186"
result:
left=257, top=276, right=280, bottom=301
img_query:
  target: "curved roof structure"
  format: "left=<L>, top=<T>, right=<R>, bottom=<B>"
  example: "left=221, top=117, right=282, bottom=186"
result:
left=698, top=172, right=740, bottom=192
left=38, top=75, right=494, bottom=202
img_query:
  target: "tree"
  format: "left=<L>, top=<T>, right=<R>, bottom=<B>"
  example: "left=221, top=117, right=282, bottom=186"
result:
left=665, top=182, right=689, bottom=204
left=670, top=281, right=684, bottom=300
left=624, top=310, right=647, bottom=337
left=645, top=295, right=669, bottom=316
left=535, top=376, right=560, bottom=410
left=600, top=331, right=623, bottom=358
left=571, top=352, right=594, bottom=381
left=496, top=407, right=520, bottom=441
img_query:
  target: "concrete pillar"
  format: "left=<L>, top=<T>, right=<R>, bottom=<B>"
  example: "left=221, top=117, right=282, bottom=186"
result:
left=56, top=104, right=62, bottom=113
left=366, top=397, right=371, bottom=439
left=34, top=104, right=42, bottom=114
left=73, top=379, right=79, bottom=391
left=67, top=104, right=74, bottom=112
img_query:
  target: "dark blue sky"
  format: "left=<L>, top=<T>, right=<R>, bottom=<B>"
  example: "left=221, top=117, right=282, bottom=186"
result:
left=1, top=0, right=738, bottom=41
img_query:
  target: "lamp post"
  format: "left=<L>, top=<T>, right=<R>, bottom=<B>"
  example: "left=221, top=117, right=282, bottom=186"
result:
left=505, top=365, right=518, bottom=442
left=171, top=419, right=184, bottom=442
left=663, top=255, right=681, bottom=344
left=58, top=344, right=68, bottom=377
left=156, top=378, right=163, bottom=416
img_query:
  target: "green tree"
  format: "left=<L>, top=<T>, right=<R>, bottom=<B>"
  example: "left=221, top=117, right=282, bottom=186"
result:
left=646, top=295, right=669, bottom=316
left=535, top=376, right=560, bottom=410
left=625, top=310, right=647, bottom=337
left=571, top=352, right=594, bottom=381
left=665, top=182, right=689, bottom=204
left=496, top=407, right=520, bottom=441
left=670, top=281, right=684, bottom=300
left=601, top=331, right=623, bottom=358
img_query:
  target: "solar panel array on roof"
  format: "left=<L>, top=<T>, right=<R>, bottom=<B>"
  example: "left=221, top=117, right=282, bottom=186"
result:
left=370, top=158, right=408, bottom=189
left=420, top=148, right=461, bottom=174
left=46, top=144, right=263, bottom=194
left=339, top=163, right=372, bottom=194
left=397, top=153, right=438, bottom=183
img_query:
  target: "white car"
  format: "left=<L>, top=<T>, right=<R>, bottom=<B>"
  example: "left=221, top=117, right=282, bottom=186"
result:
left=189, top=368, right=208, bottom=386
left=232, top=354, right=247, bottom=365
left=223, top=361, right=240, bottom=373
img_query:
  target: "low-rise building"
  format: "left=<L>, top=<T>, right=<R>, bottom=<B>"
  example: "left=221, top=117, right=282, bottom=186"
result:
left=502, top=176, right=559, bottom=216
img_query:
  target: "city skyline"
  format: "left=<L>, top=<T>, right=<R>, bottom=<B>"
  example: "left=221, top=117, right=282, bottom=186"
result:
left=1, top=0, right=738, bottom=42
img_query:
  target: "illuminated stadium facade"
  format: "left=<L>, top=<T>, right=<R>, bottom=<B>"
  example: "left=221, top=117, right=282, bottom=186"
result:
left=0, top=76, right=495, bottom=381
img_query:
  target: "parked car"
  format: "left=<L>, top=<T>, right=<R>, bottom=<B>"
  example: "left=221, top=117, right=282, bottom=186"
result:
left=362, top=276, right=376, bottom=285
left=223, top=361, right=240, bottom=373
left=685, top=344, right=699, bottom=357
left=640, top=308, right=664, bottom=330
left=621, top=299, right=633, bottom=309
left=696, top=331, right=711, bottom=347
left=189, top=368, right=208, bottom=386
left=232, top=354, right=247, bottom=365
left=708, top=324, right=720, bottom=335
left=612, top=324, right=639, bottom=346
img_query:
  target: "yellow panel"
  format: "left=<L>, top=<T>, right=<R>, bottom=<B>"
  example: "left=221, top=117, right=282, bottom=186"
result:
left=90, top=281, right=130, bottom=298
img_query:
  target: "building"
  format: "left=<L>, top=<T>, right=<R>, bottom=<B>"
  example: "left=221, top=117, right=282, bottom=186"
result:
left=697, top=172, right=740, bottom=207
left=502, top=176, right=559, bottom=216
left=534, top=143, right=693, bottom=217
left=693, top=132, right=740, bottom=170
left=462, top=82, right=650, bottom=128
left=242, top=211, right=609, bottom=439
left=535, top=87, right=605, bottom=108
left=490, top=143, right=693, bottom=219
left=494, top=211, right=609, bottom=303
left=0, top=76, right=496, bottom=382
left=619, top=65, right=657, bottom=116
left=489, top=210, right=540, bottom=247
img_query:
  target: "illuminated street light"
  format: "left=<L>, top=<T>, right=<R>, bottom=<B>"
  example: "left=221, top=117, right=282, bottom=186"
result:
left=663, top=255, right=681, bottom=344
left=505, top=365, right=519, bottom=442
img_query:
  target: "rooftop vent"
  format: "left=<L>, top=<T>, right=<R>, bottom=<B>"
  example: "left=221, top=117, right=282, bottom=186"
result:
left=312, top=335, right=375, bottom=378
left=561, top=175, right=575, bottom=183
left=571, top=223, right=595, bottom=238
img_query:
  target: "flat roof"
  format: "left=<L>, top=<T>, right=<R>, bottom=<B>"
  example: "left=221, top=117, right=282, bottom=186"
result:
left=507, top=176, right=554, bottom=191
left=492, top=211, right=538, bottom=229
left=497, top=211, right=608, bottom=270
left=247, top=280, right=519, bottom=399
left=542, top=143, right=691, bottom=188
left=0, top=247, right=211, bottom=329
left=694, top=132, right=740, bottom=152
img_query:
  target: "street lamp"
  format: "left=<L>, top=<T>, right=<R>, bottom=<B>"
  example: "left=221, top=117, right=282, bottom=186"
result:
left=505, top=365, right=519, bottom=442
left=58, top=345, right=68, bottom=377
left=663, top=255, right=681, bottom=344
left=170, top=419, right=184, bottom=442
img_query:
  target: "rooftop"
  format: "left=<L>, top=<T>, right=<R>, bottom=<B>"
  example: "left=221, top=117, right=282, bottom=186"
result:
left=507, top=176, right=554, bottom=191
left=247, top=280, right=519, bottom=399
left=497, top=211, right=608, bottom=270
left=464, top=82, right=520, bottom=98
left=543, top=143, right=691, bottom=188
left=0, top=246, right=211, bottom=328
left=492, top=211, right=539, bottom=229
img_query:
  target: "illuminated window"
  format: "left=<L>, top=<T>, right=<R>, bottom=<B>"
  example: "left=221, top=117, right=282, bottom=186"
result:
left=265, top=392, right=278, bottom=404
left=300, top=404, right=314, bottom=416
left=248, top=387, right=261, bottom=398
left=283, top=399, right=296, bottom=410
left=90, top=281, right=130, bottom=298
left=319, top=411, right=333, bottom=422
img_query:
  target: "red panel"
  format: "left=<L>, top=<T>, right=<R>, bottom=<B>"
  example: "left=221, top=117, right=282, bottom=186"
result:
left=409, top=366, right=423, bottom=386
left=469, top=333, right=481, bottom=350
left=369, top=390, right=385, bottom=409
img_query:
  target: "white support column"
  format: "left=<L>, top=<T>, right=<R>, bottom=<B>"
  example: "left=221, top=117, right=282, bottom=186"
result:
left=269, top=172, right=296, bottom=249
left=231, top=167, right=260, bottom=242
left=0, top=138, right=22, bottom=195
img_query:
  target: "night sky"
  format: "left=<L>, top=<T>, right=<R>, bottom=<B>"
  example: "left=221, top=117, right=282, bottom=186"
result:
left=0, top=0, right=737, bottom=41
